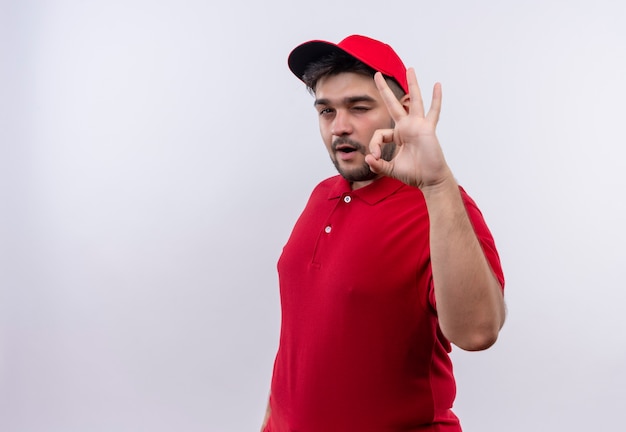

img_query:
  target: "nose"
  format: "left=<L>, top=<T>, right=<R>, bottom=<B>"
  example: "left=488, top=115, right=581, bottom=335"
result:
left=331, top=110, right=352, bottom=136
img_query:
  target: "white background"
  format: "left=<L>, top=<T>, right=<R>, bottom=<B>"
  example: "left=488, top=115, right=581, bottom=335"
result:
left=2, top=1, right=625, bottom=431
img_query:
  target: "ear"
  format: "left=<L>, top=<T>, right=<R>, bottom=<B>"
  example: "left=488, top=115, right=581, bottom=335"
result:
left=400, top=94, right=411, bottom=114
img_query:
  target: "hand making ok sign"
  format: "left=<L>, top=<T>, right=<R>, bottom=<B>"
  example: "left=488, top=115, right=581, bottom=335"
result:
left=365, top=68, right=455, bottom=191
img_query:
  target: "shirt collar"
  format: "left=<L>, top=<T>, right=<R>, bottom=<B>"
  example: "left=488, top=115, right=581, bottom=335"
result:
left=327, top=175, right=406, bottom=205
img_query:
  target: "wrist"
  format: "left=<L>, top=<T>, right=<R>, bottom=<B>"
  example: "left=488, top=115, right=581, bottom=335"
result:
left=420, top=171, right=457, bottom=199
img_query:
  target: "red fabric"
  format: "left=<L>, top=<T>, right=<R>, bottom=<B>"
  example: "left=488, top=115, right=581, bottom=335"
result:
left=288, top=34, right=409, bottom=93
left=268, top=176, right=504, bottom=432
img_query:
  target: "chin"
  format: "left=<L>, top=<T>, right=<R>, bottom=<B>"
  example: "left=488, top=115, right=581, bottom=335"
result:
left=338, top=166, right=377, bottom=183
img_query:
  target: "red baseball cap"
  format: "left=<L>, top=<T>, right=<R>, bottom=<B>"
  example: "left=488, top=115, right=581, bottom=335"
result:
left=287, top=34, right=408, bottom=93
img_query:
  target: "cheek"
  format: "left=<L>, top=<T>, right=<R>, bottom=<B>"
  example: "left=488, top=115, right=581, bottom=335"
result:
left=319, top=118, right=331, bottom=134
left=319, top=123, right=333, bottom=146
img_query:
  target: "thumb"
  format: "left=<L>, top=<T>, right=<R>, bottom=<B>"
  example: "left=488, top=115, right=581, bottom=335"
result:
left=367, top=128, right=395, bottom=176
left=365, top=153, right=393, bottom=176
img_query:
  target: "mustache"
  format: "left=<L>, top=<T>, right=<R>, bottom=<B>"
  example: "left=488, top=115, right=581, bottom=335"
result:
left=331, top=137, right=366, bottom=153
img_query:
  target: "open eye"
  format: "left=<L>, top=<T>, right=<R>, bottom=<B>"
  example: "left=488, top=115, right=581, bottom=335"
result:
left=319, top=107, right=334, bottom=116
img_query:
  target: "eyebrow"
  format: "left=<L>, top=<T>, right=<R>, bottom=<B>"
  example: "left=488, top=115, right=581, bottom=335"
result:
left=314, top=95, right=378, bottom=107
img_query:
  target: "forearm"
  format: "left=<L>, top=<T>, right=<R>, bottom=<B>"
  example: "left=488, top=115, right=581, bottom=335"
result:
left=423, top=175, right=505, bottom=351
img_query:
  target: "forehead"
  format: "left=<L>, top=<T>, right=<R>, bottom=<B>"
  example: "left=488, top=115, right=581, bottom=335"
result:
left=314, top=72, right=380, bottom=102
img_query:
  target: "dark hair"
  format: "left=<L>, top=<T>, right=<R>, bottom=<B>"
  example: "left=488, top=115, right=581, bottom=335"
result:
left=302, top=51, right=406, bottom=99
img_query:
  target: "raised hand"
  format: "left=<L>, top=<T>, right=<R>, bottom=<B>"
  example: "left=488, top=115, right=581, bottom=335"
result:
left=365, top=68, right=454, bottom=191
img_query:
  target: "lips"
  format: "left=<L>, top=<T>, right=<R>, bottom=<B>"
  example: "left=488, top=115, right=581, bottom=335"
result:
left=335, top=144, right=357, bottom=153
left=332, top=139, right=364, bottom=161
left=334, top=144, right=362, bottom=162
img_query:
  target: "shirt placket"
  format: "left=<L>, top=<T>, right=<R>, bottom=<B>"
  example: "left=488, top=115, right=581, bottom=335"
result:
left=310, top=193, right=354, bottom=269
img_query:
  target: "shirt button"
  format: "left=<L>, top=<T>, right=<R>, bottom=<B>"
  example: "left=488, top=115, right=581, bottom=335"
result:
left=324, top=226, right=332, bottom=234
left=343, top=195, right=352, bottom=203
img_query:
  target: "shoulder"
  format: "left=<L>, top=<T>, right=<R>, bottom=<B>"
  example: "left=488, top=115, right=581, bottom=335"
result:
left=314, top=175, right=346, bottom=189
left=458, top=185, right=480, bottom=210
left=309, top=175, right=349, bottom=198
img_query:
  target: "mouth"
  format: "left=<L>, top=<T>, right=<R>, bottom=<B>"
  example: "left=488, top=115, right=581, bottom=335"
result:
left=334, top=144, right=361, bottom=162
left=337, top=147, right=356, bottom=154
left=334, top=143, right=359, bottom=154
left=332, top=138, right=365, bottom=162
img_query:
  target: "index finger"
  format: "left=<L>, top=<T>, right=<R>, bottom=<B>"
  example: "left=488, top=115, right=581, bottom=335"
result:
left=374, top=72, right=407, bottom=121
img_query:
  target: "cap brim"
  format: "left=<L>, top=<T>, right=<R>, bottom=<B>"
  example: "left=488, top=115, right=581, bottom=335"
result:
left=287, top=40, right=346, bottom=82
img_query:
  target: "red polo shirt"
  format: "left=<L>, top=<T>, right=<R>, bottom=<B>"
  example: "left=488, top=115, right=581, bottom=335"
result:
left=267, top=175, right=504, bottom=432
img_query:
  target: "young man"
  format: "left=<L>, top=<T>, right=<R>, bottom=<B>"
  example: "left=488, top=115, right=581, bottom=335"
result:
left=262, top=34, right=506, bottom=432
